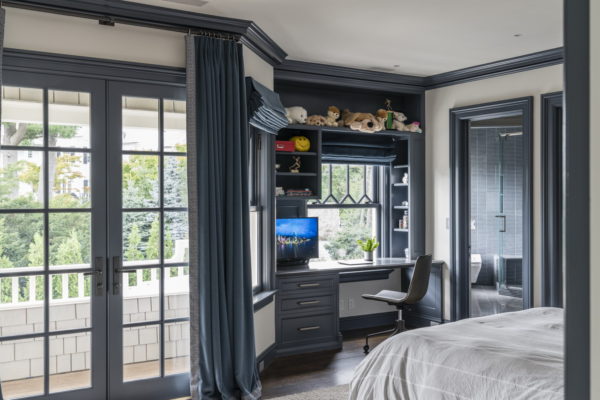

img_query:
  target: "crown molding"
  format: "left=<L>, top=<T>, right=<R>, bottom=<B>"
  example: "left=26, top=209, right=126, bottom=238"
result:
left=424, top=47, right=564, bottom=89
left=3, top=0, right=287, bottom=66
left=276, top=48, right=564, bottom=92
left=275, top=60, right=426, bottom=94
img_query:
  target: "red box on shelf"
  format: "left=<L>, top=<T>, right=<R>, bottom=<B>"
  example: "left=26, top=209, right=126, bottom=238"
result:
left=275, top=140, right=295, bottom=152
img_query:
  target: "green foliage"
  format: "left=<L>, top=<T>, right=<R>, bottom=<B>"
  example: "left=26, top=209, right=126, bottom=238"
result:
left=55, top=230, right=83, bottom=266
left=125, top=223, right=143, bottom=262
left=27, top=232, right=44, bottom=267
left=357, top=237, right=380, bottom=252
left=146, top=218, right=160, bottom=261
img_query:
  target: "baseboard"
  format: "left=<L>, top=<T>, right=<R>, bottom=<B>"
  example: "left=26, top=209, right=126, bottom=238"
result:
left=256, top=342, right=277, bottom=373
left=339, top=311, right=397, bottom=332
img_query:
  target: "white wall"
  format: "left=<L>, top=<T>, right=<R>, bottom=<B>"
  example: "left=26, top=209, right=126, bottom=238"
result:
left=589, top=1, right=600, bottom=397
left=425, top=65, right=563, bottom=320
left=4, top=5, right=277, bottom=360
left=339, top=271, right=402, bottom=318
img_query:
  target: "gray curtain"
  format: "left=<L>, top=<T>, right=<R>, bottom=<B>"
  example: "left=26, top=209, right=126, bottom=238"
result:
left=0, top=8, right=5, bottom=400
left=186, top=35, right=261, bottom=400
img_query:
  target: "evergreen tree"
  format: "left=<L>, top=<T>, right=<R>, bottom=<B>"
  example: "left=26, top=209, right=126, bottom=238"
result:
left=146, top=217, right=160, bottom=261
left=27, top=232, right=44, bottom=267
left=125, top=223, right=143, bottom=262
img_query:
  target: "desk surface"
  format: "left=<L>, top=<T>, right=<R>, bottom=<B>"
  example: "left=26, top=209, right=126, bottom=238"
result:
left=276, top=257, right=443, bottom=277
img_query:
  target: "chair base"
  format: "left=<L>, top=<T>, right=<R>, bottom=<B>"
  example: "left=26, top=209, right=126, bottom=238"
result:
left=363, top=319, right=405, bottom=354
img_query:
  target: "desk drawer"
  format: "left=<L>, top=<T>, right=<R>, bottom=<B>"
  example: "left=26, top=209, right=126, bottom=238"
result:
left=281, top=294, right=334, bottom=313
left=278, top=276, right=336, bottom=294
left=281, top=313, right=336, bottom=344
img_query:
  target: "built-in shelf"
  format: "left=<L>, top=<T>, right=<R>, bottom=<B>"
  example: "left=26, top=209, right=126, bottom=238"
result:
left=285, top=124, right=421, bottom=138
left=392, top=183, right=409, bottom=187
left=393, top=206, right=409, bottom=210
left=276, top=172, right=317, bottom=177
left=394, top=228, right=410, bottom=233
left=276, top=151, right=317, bottom=156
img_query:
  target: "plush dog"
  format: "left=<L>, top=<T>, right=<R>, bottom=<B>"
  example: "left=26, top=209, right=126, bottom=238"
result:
left=325, top=106, right=341, bottom=127
left=306, top=115, right=327, bottom=126
left=341, top=109, right=382, bottom=130
left=285, top=106, right=308, bottom=124
left=349, top=114, right=384, bottom=133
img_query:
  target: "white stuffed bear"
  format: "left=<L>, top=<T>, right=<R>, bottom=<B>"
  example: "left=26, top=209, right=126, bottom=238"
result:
left=285, top=106, right=308, bottom=124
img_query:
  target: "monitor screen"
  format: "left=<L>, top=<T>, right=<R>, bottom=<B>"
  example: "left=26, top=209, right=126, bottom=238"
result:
left=276, top=217, right=319, bottom=262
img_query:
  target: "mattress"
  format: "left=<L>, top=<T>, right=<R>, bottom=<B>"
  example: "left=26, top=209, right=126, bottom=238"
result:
left=350, top=307, right=563, bottom=400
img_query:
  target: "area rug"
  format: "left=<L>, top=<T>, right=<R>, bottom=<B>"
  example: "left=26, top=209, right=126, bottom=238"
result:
left=268, top=384, right=349, bottom=400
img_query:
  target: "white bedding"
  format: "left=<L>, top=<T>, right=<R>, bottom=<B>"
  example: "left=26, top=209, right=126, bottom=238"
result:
left=350, top=307, right=563, bottom=400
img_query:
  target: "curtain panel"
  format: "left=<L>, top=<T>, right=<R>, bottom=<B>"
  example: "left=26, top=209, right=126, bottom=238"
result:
left=186, top=35, right=261, bottom=400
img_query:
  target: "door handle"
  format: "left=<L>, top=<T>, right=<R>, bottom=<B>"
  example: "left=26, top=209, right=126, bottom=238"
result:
left=495, top=215, right=506, bottom=233
left=112, top=256, right=122, bottom=295
left=83, top=257, right=105, bottom=296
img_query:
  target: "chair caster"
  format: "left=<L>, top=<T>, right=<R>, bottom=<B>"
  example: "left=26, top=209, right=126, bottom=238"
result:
left=363, top=345, right=370, bottom=354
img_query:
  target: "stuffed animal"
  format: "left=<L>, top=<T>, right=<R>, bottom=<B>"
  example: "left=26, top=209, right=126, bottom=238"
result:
left=405, top=121, right=422, bottom=133
left=325, top=106, right=341, bottom=127
left=306, top=115, right=327, bottom=126
left=376, top=109, right=408, bottom=131
left=349, top=115, right=384, bottom=133
left=341, top=109, right=380, bottom=127
left=285, top=106, right=308, bottom=124
left=289, top=136, right=311, bottom=152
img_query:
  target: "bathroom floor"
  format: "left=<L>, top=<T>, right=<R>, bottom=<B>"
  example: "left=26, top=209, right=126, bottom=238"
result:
left=470, top=285, right=522, bottom=318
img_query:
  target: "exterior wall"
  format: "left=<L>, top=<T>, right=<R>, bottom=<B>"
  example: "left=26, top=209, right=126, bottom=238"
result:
left=0, top=293, right=189, bottom=382
left=425, top=65, right=563, bottom=319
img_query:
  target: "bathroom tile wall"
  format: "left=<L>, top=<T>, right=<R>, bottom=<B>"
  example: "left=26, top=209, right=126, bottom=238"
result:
left=469, top=127, right=523, bottom=286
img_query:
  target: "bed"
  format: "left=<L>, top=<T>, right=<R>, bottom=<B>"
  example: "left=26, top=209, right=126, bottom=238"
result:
left=350, top=307, right=563, bottom=400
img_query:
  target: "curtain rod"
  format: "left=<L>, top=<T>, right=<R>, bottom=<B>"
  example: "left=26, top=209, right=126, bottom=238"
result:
left=2, top=1, right=241, bottom=41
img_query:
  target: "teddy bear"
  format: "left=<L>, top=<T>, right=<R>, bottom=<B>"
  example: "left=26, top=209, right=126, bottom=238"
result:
left=376, top=109, right=408, bottom=131
left=306, top=115, right=327, bottom=126
left=325, top=106, right=340, bottom=127
left=285, top=106, right=308, bottom=124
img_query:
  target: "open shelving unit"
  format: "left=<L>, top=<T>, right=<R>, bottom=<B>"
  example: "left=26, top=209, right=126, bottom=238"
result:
left=390, top=141, right=411, bottom=258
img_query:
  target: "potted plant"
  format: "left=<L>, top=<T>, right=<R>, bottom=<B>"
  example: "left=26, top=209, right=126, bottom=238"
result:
left=357, top=237, right=379, bottom=262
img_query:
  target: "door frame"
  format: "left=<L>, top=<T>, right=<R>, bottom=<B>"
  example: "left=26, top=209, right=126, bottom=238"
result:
left=449, top=97, right=533, bottom=321
left=541, top=92, right=564, bottom=307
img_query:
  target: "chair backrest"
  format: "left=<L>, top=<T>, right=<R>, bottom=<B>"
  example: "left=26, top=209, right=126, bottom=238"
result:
left=404, top=255, right=433, bottom=304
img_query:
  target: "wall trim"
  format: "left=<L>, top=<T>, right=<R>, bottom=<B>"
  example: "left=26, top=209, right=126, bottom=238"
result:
left=339, top=311, right=396, bottom=332
left=4, top=0, right=287, bottom=66
left=564, top=0, right=590, bottom=397
left=256, top=342, right=277, bottom=372
left=540, top=91, right=564, bottom=307
left=3, top=48, right=186, bottom=85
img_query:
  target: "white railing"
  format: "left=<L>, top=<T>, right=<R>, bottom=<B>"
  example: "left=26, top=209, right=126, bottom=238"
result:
left=0, top=263, right=189, bottom=308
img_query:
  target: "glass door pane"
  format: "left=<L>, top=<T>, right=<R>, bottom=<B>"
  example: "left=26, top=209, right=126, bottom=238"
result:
left=108, top=82, right=189, bottom=400
left=0, top=73, right=106, bottom=400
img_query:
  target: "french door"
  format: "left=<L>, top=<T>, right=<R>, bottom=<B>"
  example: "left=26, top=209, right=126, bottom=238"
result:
left=0, top=72, right=190, bottom=400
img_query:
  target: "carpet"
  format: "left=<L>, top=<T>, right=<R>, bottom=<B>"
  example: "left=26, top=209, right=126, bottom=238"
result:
left=268, top=384, right=349, bottom=400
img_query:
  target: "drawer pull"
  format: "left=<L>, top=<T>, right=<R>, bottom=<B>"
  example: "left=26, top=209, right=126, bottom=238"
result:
left=298, top=325, right=321, bottom=332
left=298, top=300, right=321, bottom=306
left=298, top=283, right=320, bottom=288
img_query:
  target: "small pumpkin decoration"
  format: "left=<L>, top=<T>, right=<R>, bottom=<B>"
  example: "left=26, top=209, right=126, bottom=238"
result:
left=289, top=136, right=311, bottom=152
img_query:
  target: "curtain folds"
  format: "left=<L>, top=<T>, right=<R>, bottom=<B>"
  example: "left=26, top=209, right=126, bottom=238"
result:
left=186, top=35, right=261, bottom=400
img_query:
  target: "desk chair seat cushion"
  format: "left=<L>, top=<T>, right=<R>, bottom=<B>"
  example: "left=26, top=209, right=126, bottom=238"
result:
left=362, top=290, right=407, bottom=305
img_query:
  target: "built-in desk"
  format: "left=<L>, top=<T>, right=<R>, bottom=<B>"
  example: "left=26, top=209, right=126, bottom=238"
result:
left=274, top=258, right=444, bottom=357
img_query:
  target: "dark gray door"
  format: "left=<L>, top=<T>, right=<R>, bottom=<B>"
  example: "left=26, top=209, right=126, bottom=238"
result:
left=0, top=71, right=107, bottom=399
left=107, top=81, right=190, bottom=400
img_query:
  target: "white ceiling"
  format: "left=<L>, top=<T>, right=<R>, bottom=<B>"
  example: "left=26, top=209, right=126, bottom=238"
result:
left=128, top=0, right=563, bottom=76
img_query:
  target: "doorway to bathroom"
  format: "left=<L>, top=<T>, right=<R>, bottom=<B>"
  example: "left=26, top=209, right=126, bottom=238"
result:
left=450, top=97, right=533, bottom=321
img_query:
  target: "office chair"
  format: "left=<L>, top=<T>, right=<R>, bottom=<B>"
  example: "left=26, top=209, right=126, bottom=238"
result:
left=361, top=254, right=432, bottom=354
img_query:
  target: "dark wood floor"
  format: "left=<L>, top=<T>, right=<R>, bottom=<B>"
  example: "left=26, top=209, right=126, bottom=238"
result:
left=260, top=328, right=392, bottom=399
